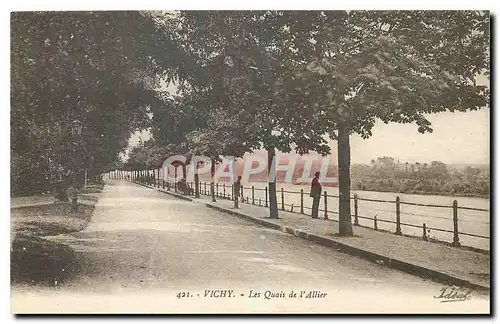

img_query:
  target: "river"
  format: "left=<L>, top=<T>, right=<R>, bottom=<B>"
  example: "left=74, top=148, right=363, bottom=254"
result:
left=207, top=180, right=490, bottom=251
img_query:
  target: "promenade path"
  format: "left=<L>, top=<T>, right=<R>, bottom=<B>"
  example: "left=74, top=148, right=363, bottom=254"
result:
left=148, top=182, right=490, bottom=290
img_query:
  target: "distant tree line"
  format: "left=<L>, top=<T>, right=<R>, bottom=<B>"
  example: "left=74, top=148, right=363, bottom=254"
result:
left=351, top=156, right=489, bottom=198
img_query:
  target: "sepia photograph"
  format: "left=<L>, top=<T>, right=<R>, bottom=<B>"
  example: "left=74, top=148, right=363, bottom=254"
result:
left=10, top=9, right=491, bottom=314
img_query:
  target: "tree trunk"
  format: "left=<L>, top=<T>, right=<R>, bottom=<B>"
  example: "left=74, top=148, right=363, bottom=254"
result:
left=231, top=157, right=238, bottom=208
left=174, top=167, right=178, bottom=183
left=194, top=172, right=200, bottom=198
left=182, top=164, right=187, bottom=180
left=267, top=147, right=279, bottom=219
left=338, top=122, right=353, bottom=236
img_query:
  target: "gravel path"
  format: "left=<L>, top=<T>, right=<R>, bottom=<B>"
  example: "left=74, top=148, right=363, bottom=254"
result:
left=11, top=180, right=490, bottom=314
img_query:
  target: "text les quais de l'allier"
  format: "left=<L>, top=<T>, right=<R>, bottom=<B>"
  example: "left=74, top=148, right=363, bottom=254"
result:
left=176, top=289, right=327, bottom=300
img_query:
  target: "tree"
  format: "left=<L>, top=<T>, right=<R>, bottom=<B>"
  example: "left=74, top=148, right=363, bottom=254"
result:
left=166, top=11, right=331, bottom=218
left=429, top=161, right=449, bottom=179
left=463, top=166, right=481, bottom=181
left=292, top=10, right=489, bottom=235
left=11, top=11, right=171, bottom=195
left=415, top=162, right=421, bottom=174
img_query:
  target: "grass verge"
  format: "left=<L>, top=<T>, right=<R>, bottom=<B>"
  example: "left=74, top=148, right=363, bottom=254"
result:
left=11, top=200, right=98, bottom=286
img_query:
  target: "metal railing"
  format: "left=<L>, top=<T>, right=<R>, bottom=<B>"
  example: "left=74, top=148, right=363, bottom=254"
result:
left=124, top=172, right=489, bottom=251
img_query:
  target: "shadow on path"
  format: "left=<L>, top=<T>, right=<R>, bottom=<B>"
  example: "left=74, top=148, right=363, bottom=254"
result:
left=11, top=234, right=79, bottom=286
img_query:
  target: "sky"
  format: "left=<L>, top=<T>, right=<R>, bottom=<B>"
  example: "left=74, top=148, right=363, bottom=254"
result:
left=129, top=106, right=490, bottom=165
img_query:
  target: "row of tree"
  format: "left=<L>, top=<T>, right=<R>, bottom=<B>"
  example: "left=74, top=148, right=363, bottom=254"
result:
left=367, top=157, right=451, bottom=179
left=127, top=11, right=489, bottom=236
left=360, top=156, right=489, bottom=181
left=352, top=158, right=489, bottom=197
left=12, top=11, right=489, bottom=236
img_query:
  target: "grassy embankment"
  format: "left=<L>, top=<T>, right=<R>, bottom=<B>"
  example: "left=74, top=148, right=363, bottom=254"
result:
left=10, top=184, right=103, bottom=286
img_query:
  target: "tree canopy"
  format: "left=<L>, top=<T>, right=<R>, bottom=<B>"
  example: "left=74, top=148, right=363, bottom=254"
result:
left=11, top=11, right=179, bottom=195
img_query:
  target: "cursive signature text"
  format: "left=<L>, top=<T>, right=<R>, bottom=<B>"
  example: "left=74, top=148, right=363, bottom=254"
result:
left=434, top=286, right=473, bottom=303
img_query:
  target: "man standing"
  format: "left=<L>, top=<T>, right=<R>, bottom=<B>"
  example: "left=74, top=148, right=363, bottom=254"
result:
left=310, top=172, right=322, bottom=219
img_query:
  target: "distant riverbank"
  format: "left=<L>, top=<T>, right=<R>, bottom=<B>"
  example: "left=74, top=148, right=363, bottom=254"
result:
left=352, top=179, right=489, bottom=200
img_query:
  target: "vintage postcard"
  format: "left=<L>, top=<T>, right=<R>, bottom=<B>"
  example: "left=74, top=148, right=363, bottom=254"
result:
left=10, top=10, right=490, bottom=314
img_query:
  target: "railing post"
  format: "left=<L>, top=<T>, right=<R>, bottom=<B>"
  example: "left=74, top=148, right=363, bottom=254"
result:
left=211, top=182, right=216, bottom=202
left=259, top=198, right=262, bottom=206
left=223, top=183, right=226, bottom=199
left=324, top=191, right=328, bottom=219
left=241, top=186, right=244, bottom=202
left=252, top=186, right=255, bottom=205
left=231, top=184, right=234, bottom=201
left=354, top=194, right=359, bottom=226
left=395, top=196, right=402, bottom=235
left=204, top=182, right=207, bottom=195
left=423, top=223, right=428, bottom=241
left=281, top=188, right=285, bottom=211
left=452, top=200, right=460, bottom=247
left=300, top=189, right=304, bottom=214
left=167, top=181, right=170, bottom=191
left=162, top=179, right=165, bottom=189
left=265, top=186, right=268, bottom=207
left=374, top=215, right=378, bottom=230
left=216, top=183, right=219, bottom=198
